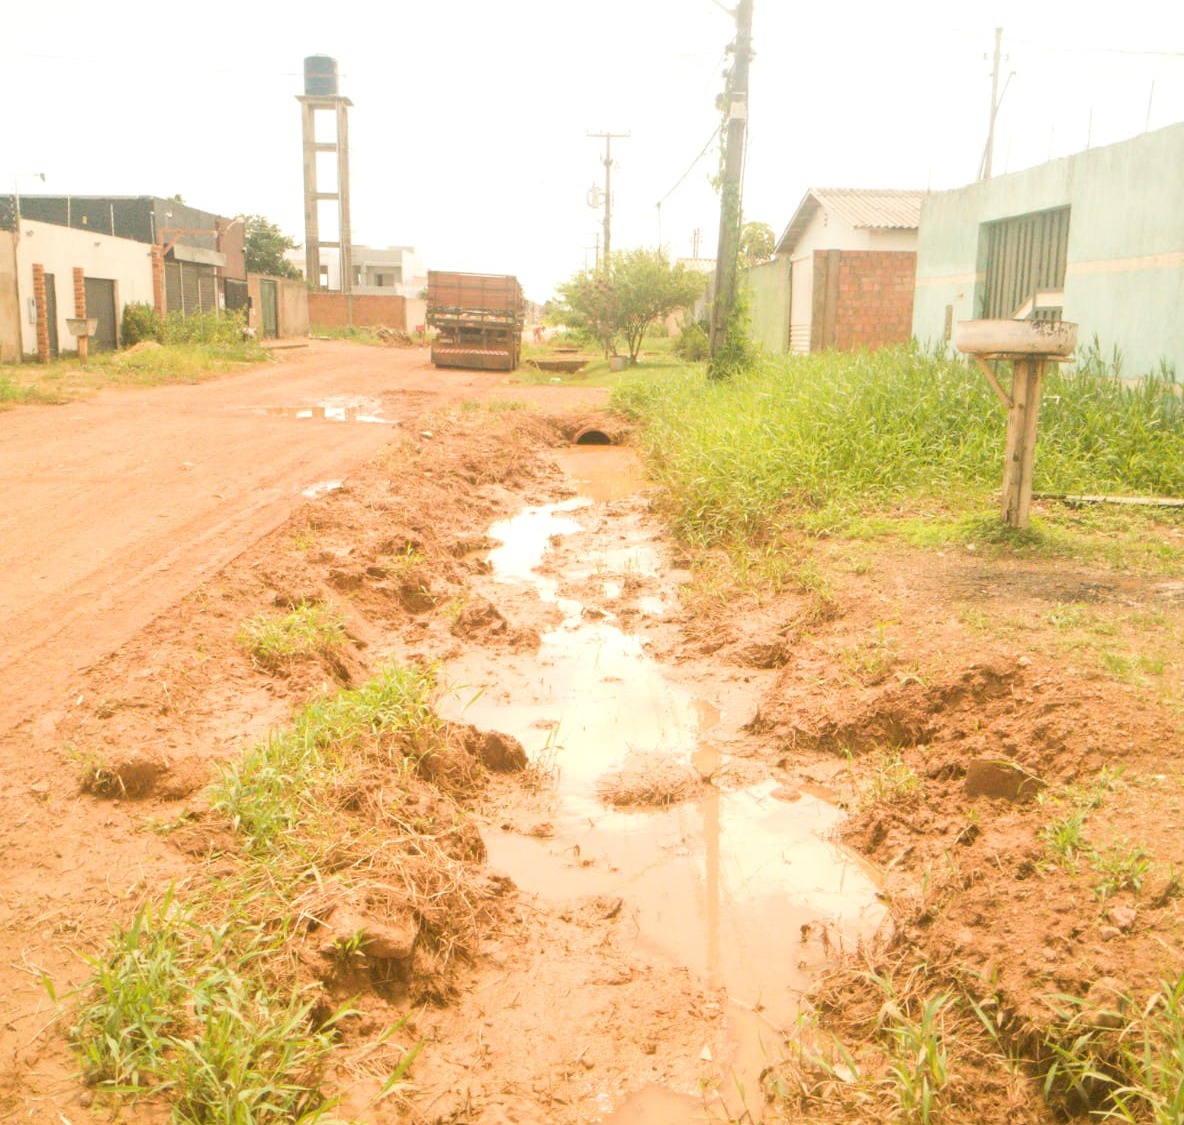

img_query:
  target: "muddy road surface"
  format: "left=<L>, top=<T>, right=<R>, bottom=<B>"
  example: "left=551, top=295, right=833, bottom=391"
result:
left=5, top=340, right=1184, bottom=1125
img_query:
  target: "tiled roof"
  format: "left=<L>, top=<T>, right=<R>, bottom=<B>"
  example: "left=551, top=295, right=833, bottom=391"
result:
left=775, top=188, right=927, bottom=255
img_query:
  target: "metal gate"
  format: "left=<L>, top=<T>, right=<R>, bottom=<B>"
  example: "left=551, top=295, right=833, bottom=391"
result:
left=259, top=278, right=278, bottom=339
left=84, top=278, right=117, bottom=351
left=981, top=206, right=1070, bottom=321
left=165, top=260, right=220, bottom=315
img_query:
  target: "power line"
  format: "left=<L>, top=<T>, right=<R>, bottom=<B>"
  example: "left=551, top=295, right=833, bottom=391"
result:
left=656, top=125, right=722, bottom=207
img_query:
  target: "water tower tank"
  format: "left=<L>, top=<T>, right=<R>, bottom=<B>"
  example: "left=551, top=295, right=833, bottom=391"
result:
left=303, top=55, right=339, bottom=96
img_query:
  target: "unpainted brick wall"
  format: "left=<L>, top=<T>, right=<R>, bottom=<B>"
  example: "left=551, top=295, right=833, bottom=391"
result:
left=308, top=292, right=407, bottom=331
left=832, top=251, right=917, bottom=350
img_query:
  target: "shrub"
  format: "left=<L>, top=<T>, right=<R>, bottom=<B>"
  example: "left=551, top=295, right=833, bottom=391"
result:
left=673, top=318, right=709, bottom=361
left=163, top=309, right=247, bottom=348
left=120, top=302, right=163, bottom=347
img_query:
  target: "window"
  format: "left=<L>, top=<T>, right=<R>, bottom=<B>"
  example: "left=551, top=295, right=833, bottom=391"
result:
left=980, top=206, right=1070, bottom=320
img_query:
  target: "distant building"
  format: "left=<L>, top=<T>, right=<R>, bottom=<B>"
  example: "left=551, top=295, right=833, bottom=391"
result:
left=287, top=244, right=426, bottom=298
left=913, top=122, right=1184, bottom=376
left=6, top=195, right=247, bottom=318
left=0, top=216, right=155, bottom=360
left=747, top=188, right=923, bottom=354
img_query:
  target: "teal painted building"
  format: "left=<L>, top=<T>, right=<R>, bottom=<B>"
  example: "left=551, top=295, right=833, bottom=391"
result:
left=913, top=122, right=1184, bottom=376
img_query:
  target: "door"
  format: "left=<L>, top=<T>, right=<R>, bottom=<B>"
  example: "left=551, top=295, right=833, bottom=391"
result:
left=84, top=278, right=117, bottom=351
left=44, top=273, right=59, bottom=358
left=260, top=278, right=278, bottom=339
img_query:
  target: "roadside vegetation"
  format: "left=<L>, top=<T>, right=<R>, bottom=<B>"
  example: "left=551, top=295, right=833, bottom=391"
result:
left=0, top=309, right=267, bottom=405
left=613, top=345, right=1184, bottom=550
left=69, top=661, right=498, bottom=1121
left=613, top=342, right=1184, bottom=1123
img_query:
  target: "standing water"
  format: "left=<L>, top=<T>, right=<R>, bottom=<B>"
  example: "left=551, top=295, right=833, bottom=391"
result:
left=442, top=446, right=884, bottom=1121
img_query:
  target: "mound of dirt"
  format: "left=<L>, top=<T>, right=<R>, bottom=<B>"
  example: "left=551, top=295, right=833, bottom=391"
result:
left=597, top=752, right=703, bottom=808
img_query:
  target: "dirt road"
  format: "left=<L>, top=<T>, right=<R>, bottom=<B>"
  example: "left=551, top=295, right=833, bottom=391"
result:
left=0, top=343, right=590, bottom=733
left=6, top=340, right=1183, bottom=1124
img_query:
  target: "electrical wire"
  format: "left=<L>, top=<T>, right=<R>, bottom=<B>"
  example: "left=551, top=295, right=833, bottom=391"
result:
left=656, top=126, right=723, bottom=207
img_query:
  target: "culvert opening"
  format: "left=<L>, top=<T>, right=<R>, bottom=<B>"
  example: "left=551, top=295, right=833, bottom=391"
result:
left=574, top=429, right=612, bottom=446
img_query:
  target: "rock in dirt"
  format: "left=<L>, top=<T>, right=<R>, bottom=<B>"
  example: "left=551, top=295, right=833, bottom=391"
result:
left=79, top=753, right=190, bottom=800
left=320, top=906, right=418, bottom=968
left=448, top=722, right=528, bottom=771
left=964, top=758, right=1044, bottom=802
left=1081, top=977, right=1130, bottom=1029
left=451, top=597, right=539, bottom=649
left=1107, top=905, right=1137, bottom=932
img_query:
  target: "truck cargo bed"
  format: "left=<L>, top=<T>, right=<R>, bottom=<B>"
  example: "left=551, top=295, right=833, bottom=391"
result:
left=426, top=270, right=525, bottom=372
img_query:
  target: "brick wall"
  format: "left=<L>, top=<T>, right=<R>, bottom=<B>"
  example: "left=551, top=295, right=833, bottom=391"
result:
left=308, top=292, right=406, bottom=331
left=831, top=250, right=917, bottom=351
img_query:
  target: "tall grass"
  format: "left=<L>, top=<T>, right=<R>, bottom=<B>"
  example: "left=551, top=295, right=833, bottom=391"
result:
left=612, top=347, right=1184, bottom=547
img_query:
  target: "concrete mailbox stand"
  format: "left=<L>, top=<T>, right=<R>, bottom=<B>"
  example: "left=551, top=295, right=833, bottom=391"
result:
left=955, top=319, right=1078, bottom=529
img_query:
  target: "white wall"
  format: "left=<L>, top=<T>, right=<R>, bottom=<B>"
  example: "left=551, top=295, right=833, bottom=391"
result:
left=15, top=220, right=155, bottom=355
left=790, top=209, right=919, bottom=257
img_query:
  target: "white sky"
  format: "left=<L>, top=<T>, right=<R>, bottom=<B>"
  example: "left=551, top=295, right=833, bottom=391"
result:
left=2, top=0, right=1182, bottom=301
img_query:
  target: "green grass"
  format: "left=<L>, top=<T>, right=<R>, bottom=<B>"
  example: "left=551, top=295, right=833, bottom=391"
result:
left=1042, top=973, right=1184, bottom=1122
left=237, top=602, right=347, bottom=673
left=72, top=662, right=467, bottom=1120
left=0, top=339, right=268, bottom=401
left=73, top=891, right=345, bottom=1122
left=0, top=372, right=63, bottom=406
left=311, top=325, right=405, bottom=346
left=611, top=347, right=1184, bottom=551
left=866, top=751, right=923, bottom=805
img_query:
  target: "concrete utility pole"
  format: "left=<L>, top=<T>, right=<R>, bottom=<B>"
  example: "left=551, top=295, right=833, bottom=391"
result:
left=588, top=132, right=628, bottom=271
left=980, top=27, right=1003, bottom=181
left=708, top=0, right=754, bottom=378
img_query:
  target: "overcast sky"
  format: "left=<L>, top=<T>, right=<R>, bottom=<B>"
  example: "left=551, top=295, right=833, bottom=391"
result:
left=2, top=1, right=1182, bottom=300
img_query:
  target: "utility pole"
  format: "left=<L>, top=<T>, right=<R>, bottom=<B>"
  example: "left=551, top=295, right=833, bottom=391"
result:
left=980, top=27, right=1003, bottom=181
left=708, top=0, right=754, bottom=377
left=588, top=131, right=628, bottom=271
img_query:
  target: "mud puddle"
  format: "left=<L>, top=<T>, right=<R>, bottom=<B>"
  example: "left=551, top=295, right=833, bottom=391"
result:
left=261, top=396, right=391, bottom=424
left=443, top=447, right=884, bottom=1119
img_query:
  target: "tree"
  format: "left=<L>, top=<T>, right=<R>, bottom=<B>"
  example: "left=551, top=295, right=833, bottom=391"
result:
left=556, top=249, right=705, bottom=362
left=739, top=221, right=775, bottom=265
left=240, top=215, right=301, bottom=279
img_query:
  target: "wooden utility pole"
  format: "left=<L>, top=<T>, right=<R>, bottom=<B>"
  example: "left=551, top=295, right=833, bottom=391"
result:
left=588, top=132, right=629, bottom=271
left=708, top=0, right=754, bottom=378
left=980, top=27, right=1003, bottom=181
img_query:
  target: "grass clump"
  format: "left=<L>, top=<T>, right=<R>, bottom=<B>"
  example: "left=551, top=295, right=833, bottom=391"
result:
left=237, top=602, right=347, bottom=673
left=73, top=661, right=490, bottom=1119
left=74, top=891, right=345, bottom=1122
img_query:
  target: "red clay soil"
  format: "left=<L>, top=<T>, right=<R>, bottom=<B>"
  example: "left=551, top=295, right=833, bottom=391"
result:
left=4, top=340, right=1184, bottom=1124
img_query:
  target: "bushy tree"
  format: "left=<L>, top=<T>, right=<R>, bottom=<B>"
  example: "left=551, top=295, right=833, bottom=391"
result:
left=739, top=221, right=775, bottom=265
left=240, top=215, right=301, bottom=279
left=556, top=250, right=705, bottom=362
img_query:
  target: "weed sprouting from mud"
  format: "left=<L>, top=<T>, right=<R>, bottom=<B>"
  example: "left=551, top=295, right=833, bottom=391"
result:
left=237, top=601, right=346, bottom=673
left=1091, top=840, right=1153, bottom=900
left=865, top=751, right=922, bottom=806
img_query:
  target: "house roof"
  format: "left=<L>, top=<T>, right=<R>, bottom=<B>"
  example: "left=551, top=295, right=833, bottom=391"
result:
left=775, top=188, right=927, bottom=256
